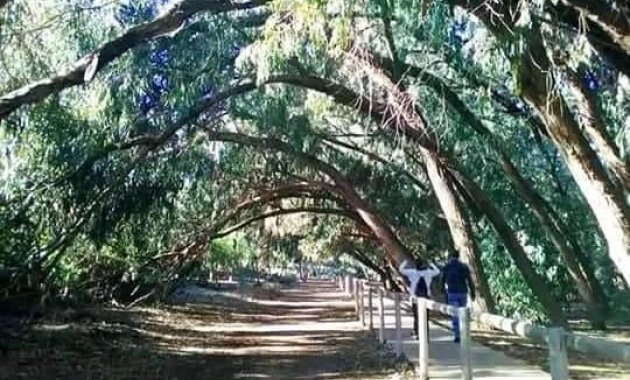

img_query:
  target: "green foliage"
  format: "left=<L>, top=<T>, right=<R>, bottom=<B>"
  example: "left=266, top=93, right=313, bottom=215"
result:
left=0, top=0, right=627, bottom=324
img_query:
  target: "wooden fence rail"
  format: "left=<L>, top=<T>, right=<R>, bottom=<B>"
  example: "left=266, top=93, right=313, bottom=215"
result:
left=336, top=275, right=630, bottom=380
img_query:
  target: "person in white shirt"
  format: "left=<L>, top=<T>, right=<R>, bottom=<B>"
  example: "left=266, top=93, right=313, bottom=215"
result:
left=399, top=259, right=440, bottom=337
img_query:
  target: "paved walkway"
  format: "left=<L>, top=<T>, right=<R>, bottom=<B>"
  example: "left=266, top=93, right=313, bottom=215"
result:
left=356, top=288, right=550, bottom=379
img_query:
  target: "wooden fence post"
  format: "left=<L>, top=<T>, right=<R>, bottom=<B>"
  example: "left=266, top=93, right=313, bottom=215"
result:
left=354, top=279, right=360, bottom=320
left=395, top=292, right=402, bottom=357
left=345, top=275, right=351, bottom=297
left=378, top=287, right=385, bottom=343
left=359, top=281, right=365, bottom=327
left=418, top=298, right=428, bottom=380
left=368, top=287, right=374, bottom=330
left=548, top=327, right=570, bottom=380
left=458, top=307, right=472, bottom=380
left=351, top=277, right=356, bottom=298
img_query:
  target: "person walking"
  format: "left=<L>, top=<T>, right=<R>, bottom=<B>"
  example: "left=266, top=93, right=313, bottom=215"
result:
left=441, top=249, right=476, bottom=343
left=399, top=259, right=440, bottom=338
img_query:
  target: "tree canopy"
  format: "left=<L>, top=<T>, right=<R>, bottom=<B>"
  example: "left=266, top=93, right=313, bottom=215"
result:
left=0, top=0, right=628, bottom=327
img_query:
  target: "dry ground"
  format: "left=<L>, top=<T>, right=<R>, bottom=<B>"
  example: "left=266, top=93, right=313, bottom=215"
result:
left=0, top=281, right=405, bottom=380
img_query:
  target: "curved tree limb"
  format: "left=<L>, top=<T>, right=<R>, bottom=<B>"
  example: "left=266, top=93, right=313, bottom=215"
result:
left=213, top=207, right=358, bottom=240
left=546, top=2, right=630, bottom=77
left=406, top=63, right=608, bottom=326
left=200, top=128, right=414, bottom=267
left=320, top=135, right=430, bottom=193
left=566, top=68, right=629, bottom=190
left=449, top=0, right=630, bottom=288
left=0, top=0, right=269, bottom=121
left=209, top=181, right=345, bottom=234
left=151, top=188, right=349, bottom=263
left=59, top=73, right=425, bottom=188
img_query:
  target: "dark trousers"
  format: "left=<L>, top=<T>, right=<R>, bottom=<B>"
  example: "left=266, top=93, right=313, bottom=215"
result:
left=411, top=300, right=429, bottom=336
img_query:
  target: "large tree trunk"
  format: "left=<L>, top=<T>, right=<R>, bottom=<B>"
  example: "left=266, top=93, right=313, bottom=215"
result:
left=559, top=0, right=630, bottom=55
left=566, top=69, right=629, bottom=191
left=412, top=69, right=607, bottom=327
left=423, top=149, right=496, bottom=313
left=550, top=1, right=630, bottom=77
left=447, top=0, right=630, bottom=289
left=519, top=35, right=630, bottom=287
left=500, top=153, right=608, bottom=328
left=330, top=54, right=495, bottom=311
left=450, top=168, right=569, bottom=327
left=324, top=165, right=414, bottom=268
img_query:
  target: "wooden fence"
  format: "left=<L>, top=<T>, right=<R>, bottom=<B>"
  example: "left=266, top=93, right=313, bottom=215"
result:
left=336, top=275, right=630, bottom=380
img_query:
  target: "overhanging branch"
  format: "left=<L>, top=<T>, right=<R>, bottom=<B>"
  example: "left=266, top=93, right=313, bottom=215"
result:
left=0, top=0, right=269, bottom=120
left=213, top=207, right=359, bottom=240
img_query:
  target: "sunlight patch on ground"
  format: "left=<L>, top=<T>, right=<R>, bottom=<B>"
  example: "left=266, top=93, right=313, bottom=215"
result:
left=0, top=282, right=401, bottom=380
left=33, top=323, right=72, bottom=331
left=235, top=373, right=271, bottom=379
left=190, top=320, right=360, bottom=333
left=571, top=364, right=627, bottom=374
left=177, top=344, right=328, bottom=355
left=252, top=299, right=352, bottom=308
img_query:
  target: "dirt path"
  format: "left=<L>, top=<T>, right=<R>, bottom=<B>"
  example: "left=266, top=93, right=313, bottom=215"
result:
left=0, top=280, right=400, bottom=380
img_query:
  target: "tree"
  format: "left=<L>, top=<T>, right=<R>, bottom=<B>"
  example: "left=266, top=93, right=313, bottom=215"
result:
left=2, top=0, right=628, bottom=327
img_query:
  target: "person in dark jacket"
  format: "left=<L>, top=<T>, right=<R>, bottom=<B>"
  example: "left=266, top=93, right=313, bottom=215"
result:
left=440, top=249, right=476, bottom=343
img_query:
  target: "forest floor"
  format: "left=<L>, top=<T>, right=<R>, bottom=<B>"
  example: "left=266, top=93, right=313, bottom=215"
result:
left=430, top=315, right=630, bottom=379
left=0, top=280, right=408, bottom=380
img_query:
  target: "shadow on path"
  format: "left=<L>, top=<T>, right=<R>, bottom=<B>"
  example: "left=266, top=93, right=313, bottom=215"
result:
left=0, top=280, right=397, bottom=380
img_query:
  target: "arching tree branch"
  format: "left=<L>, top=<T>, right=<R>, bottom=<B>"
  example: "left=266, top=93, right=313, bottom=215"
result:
left=200, top=128, right=414, bottom=266
left=213, top=207, right=358, bottom=240
left=320, top=135, right=429, bottom=193
left=0, top=0, right=269, bottom=121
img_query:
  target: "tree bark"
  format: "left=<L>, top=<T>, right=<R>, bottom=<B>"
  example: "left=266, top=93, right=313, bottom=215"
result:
left=545, top=1, right=630, bottom=76
left=414, top=68, right=607, bottom=327
left=450, top=168, right=569, bottom=327
left=520, top=34, right=630, bottom=287
left=566, top=69, right=629, bottom=191
left=449, top=0, right=630, bottom=290
left=560, top=0, right=630, bottom=55
left=422, top=148, right=496, bottom=313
